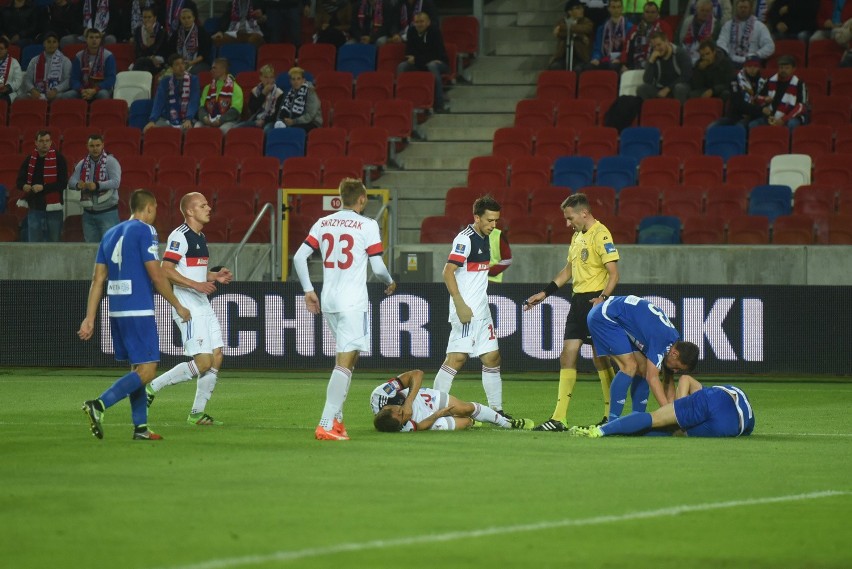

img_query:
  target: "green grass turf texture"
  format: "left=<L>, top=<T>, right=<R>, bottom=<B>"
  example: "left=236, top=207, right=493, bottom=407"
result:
left=1, top=368, right=850, bottom=569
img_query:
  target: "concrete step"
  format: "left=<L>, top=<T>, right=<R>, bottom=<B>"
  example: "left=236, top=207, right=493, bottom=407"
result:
left=486, top=0, right=565, bottom=13
left=426, top=113, right=514, bottom=128
left=449, top=98, right=520, bottom=113
left=472, top=55, right=551, bottom=72
left=484, top=26, right=553, bottom=43
left=381, top=169, right=466, bottom=189
left=483, top=13, right=518, bottom=27
left=396, top=186, right=455, bottom=201
left=420, top=126, right=500, bottom=142
left=401, top=155, right=477, bottom=170
left=468, top=68, right=541, bottom=85
left=518, top=11, right=563, bottom=26
left=401, top=141, right=493, bottom=159
left=399, top=202, right=447, bottom=223
left=450, top=84, right=536, bottom=99
left=494, top=40, right=553, bottom=56
left=399, top=228, right=423, bottom=243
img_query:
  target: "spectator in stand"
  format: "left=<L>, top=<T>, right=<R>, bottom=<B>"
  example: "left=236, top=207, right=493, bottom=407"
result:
left=715, top=54, right=765, bottom=127
left=169, top=6, right=212, bottom=75
left=397, top=12, right=449, bottom=112
left=549, top=0, right=594, bottom=70
left=682, top=0, right=732, bottom=27
left=20, top=32, right=73, bottom=101
left=16, top=130, right=68, bottom=243
left=637, top=31, right=692, bottom=102
left=314, top=0, right=352, bottom=47
left=195, top=57, right=244, bottom=132
left=749, top=54, right=807, bottom=131
left=212, top=0, right=266, bottom=47
left=580, top=0, right=611, bottom=29
left=1, top=0, right=39, bottom=48
left=259, top=0, right=310, bottom=46
left=838, top=21, right=852, bottom=66
left=132, top=7, right=170, bottom=75
left=238, top=64, right=284, bottom=131
left=350, top=0, right=397, bottom=46
left=61, top=28, right=117, bottom=101
left=586, top=0, right=634, bottom=71
left=0, top=37, right=23, bottom=102
left=68, top=133, right=122, bottom=243
left=272, top=66, right=322, bottom=131
left=688, top=39, right=733, bottom=101
left=144, top=54, right=200, bottom=132
left=162, top=0, right=198, bottom=37
left=47, top=0, right=84, bottom=43
left=61, top=0, right=119, bottom=47
left=679, top=0, right=723, bottom=65
left=392, top=0, right=439, bottom=42
left=812, top=0, right=852, bottom=41
left=766, top=0, right=819, bottom=40
left=623, top=1, right=673, bottom=72
left=717, top=0, right=775, bottom=67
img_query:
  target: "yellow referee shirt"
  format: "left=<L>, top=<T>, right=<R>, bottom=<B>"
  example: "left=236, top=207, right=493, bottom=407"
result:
left=567, top=220, right=619, bottom=294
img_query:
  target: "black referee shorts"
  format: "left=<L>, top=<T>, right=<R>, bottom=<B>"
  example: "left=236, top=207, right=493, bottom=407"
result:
left=564, top=290, right=603, bottom=343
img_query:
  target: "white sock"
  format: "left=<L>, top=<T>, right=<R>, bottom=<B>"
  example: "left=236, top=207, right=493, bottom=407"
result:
left=320, top=366, right=351, bottom=429
left=471, top=402, right=510, bottom=428
left=482, top=365, right=503, bottom=411
left=150, top=361, right=198, bottom=392
left=191, top=368, right=218, bottom=415
left=433, top=364, right=457, bottom=392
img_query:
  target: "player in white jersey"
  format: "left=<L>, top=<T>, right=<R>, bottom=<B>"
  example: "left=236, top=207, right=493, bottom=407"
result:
left=433, top=195, right=515, bottom=418
left=145, top=192, right=233, bottom=426
left=371, top=370, right=532, bottom=432
left=293, top=178, right=396, bottom=441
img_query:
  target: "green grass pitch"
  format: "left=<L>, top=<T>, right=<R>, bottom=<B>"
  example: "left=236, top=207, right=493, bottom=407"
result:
left=1, top=368, right=851, bottom=569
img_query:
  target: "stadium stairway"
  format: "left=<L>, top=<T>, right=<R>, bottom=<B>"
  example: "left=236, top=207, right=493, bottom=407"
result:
left=393, top=0, right=559, bottom=244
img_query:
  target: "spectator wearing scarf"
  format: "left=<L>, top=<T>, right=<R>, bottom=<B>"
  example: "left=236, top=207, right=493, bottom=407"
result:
left=132, top=7, right=170, bottom=74
left=212, top=0, right=264, bottom=46
left=21, top=33, right=73, bottom=101
left=273, top=66, right=322, bottom=131
left=684, top=0, right=733, bottom=26
left=351, top=0, right=396, bottom=45
left=749, top=54, right=807, bottom=130
left=195, top=57, right=244, bottom=132
left=61, top=28, right=116, bottom=100
left=714, top=54, right=766, bottom=127
left=60, top=0, right=117, bottom=46
left=0, top=37, right=23, bottom=103
left=169, top=6, right=212, bottom=74
left=587, top=0, right=633, bottom=70
left=623, top=1, right=672, bottom=70
left=239, top=64, right=285, bottom=131
left=68, top=134, right=122, bottom=242
left=679, top=0, right=723, bottom=64
left=145, top=54, right=200, bottom=131
left=16, top=130, right=68, bottom=242
left=163, top=0, right=197, bottom=36
left=717, top=0, right=774, bottom=66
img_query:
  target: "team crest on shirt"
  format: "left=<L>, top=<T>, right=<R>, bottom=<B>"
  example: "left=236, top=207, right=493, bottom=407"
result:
left=169, top=240, right=180, bottom=251
left=454, top=243, right=466, bottom=254
left=581, top=248, right=589, bottom=261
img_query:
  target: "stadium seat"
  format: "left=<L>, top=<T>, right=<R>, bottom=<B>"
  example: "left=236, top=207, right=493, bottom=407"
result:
left=128, top=99, right=153, bottom=130
left=21, top=43, right=45, bottom=70
left=224, top=127, right=265, bottom=161
left=601, top=213, right=638, bottom=244
left=681, top=98, right=722, bottom=129
left=441, top=15, right=479, bottom=61
left=0, top=126, right=21, bottom=154
left=661, top=126, right=703, bottom=158
left=10, top=99, right=47, bottom=128
left=661, top=186, right=704, bottom=218
left=681, top=214, right=725, bottom=244
left=705, top=185, right=750, bottom=219
left=468, top=156, right=509, bottom=188
left=796, top=67, right=829, bottom=97
left=529, top=186, right=571, bottom=222
left=793, top=184, right=836, bottom=218
left=315, top=70, right=355, bottom=106
left=814, top=154, right=852, bottom=187
left=580, top=185, right=617, bottom=216
left=791, top=125, right=833, bottom=158
left=0, top=99, right=7, bottom=125
left=826, top=214, right=852, bottom=244
left=808, top=40, right=845, bottom=69
left=48, top=99, right=87, bottom=130
left=373, top=99, right=414, bottom=165
left=395, top=71, right=435, bottom=114
left=198, top=155, right=239, bottom=188
left=553, top=156, right=594, bottom=189
left=420, top=215, right=462, bottom=243
left=61, top=214, right=84, bottom=242
left=347, top=126, right=389, bottom=178
left=282, top=156, right=323, bottom=188
left=109, top=42, right=135, bottom=72
left=119, top=155, right=157, bottom=189
left=619, top=126, right=660, bottom=161
left=640, top=98, right=681, bottom=129
left=618, top=69, right=644, bottom=96
left=89, top=99, right=128, bottom=130
left=830, top=67, right=852, bottom=97
left=767, top=40, right=807, bottom=70
left=257, top=43, right=296, bottom=73
left=683, top=155, right=724, bottom=188
left=0, top=155, right=23, bottom=192
left=376, top=42, right=406, bottom=74
left=336, top=43, right=376, bottom=78
left=103, top=126, right=141, bottom=160
left=184, top=128, right=223, bottom=158
left=576, top=126, right=618, bottom=161
left=534, top=127, right=576, bottom=161
left=577, top=70, right=617, bottom=100
left=725, top=154, right=767, bottom=188
left=322, top=156, right=364, bottom=187
left=639, top=155, right=681, bottom=189
left=810, top=95, right=852, bottom=126
left=704, top=125, right=746, bottom=162
left=834, top=124, right=852, bottom=154
left=747, top=125, right=789, bottom=160
left=265, top=127, right=307, bottom=163
left=637, top=215, right=681, bottom=244
left=514, top=99, right=555, bottom=134
left=496, top=195, right=530, bottom=227
left=298, top=43, right=336, bottom=76
left=597, top=156, right=638, bottom=192
left=355, top=71, right=395, bottom=101
left=157, top=156, right=197, bottom=188
left=727, top=214, right=770, bottom=244
left=748, top=184, right=793, bottom=221
left=510, top=156, right=551, bottom=188
left=771, top=214, right=814, bottom=244
left=444, top=186, right=483, bottom=224
left=113, top=71, right=153, bottom=105
left=556, top=98, right=597, bottom=128
left=143, top=127, right=183, bottom=158
left=240, top=156, right=280, bottom=190
left=536, top=70, right=577, bottom=103
left=331, top=99, right=372, bottom=132
left=230, top=212, right=272, bottom=243
left=506, top=222, right=549, bottom=244
left=307, top=127, right=348, bottom=163
left=235, top=71, right=261, bottom=94
left=618, top=186, right=660, bottom=218
left=768, top=154, right=812, bottom=191
left=492, top=127, right=534, bottom=159
left=218, top=43, right=257, bottom=76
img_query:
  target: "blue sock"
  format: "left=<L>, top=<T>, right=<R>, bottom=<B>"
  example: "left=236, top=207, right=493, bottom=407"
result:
left=601, top=412, right=653, bottom=436
left=631, top=376, right=649, bottom=413
left=128, top=386, right=148, bottom=428
left=608, top=371, right=633, bottom=421
left=99, top=372, right=143, bottom=410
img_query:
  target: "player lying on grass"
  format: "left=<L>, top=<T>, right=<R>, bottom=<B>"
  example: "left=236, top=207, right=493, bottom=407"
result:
left=371, top=370, right=533, bottom=432
left=570, top=375, right=755, bottom=438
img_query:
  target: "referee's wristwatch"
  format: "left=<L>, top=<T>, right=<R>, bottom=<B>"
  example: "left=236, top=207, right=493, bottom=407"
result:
left=599, top=294, right=609, bottom=300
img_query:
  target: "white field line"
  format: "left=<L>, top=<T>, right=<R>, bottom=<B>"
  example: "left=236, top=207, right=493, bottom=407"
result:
left=156, top=490, right=850, bottom=569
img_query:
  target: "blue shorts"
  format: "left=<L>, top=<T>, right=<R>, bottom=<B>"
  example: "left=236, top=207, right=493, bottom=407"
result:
left=586, top=303, right=635, bottom=357
left=673, top=386, right=755, bottom=437
left=110, top=316, right=160, bottom=365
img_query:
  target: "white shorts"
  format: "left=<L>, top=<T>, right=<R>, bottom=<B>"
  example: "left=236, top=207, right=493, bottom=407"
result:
left=446, top=316, right=499, bottom=357
left=175, top=304, right=224, bottom=357
left=430, top=417, right=456, bottom=430
left=325, top=310, right=369, bottom=353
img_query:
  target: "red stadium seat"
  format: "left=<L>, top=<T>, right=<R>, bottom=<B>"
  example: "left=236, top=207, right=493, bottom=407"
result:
left=199, top=155, right=239, bottom=189
left=536, top=70, right=577, bottom=103
left=89, top=99, right=128, bottom=130
left=157, top=156, right=197, bottom=188
left=826, top=214, right=852, bottom=244
left=581, top=185, right=617, bottom=216
left=514, top=99, right=555, bottom=134
left=808, top=40, right=845, bottom=69
left=683, top=155, right=724, bottom=188
left=661, top=186, right=704, bottom=218
left=109, top=42, right=135, bottom=72
left=240, top=156, right=280, bottom=190
left=810, top=95, right=852, bottom=126
left=534, top=127, right=576, bottom=162
left=796, top=67, right=829, bottom=97
left=0, top=99, right=8, bottom=125
left=373, top=98, right=414, bottom=164
left=725, top=154, right=767, bottom=188
left=103, top=126, right=141, bottom=160
left=0, top=154, right=23, bottom=190
left=444, top=186, right=482, bottom=224
left=468, top=155, right=509, bottom=188
left=835, top=124, right=852, bottom=154
left=793, top=185, right=836, bottom=217
left=297, top=43, right=336, bottom=76
left=420, top=215, right=462, bottom=243
left=441, top=16, right=479, bottom=60
left=529, top=186, right=571, bottom=221
left=661, top=126, right=702, bottom=159
left=748, top=125, right=789, bottom=160
left=771, top=214, right=814, bottom=244
left=347, top=126, right=389, bottom=174
left=257, top=43, right=296, bottom=72
left=230, top=213, right=272, bottom=243
left=331, top=99, right=372, bottom=132
left=119, top=155, right=157, bottom=189
left=355, top=71, right=394, bottom=101
left=681, top=98, right=722, bottom=129
left=215, top=197, right=257, bottom=220
left=576, top=126, right=618, bottom=161
left=705, top=185, right=749, bottom=220
left=727, top=214, right=769, bottom=244
left=282, top=156, right=322, bottom=188
left=143, top=127, right=182, bottom=158
left=577, top=70, right=617, bottom=101
left=10, top=99, right=47, bottom=128
left=640, top=98, right=681, bottom=129
left=492, top=127, right=534, bottom=159
left=766, top=40, right=806, bottom=69
left=0, top=126, right=20, bottom=154
left=639, top=155, right=681, bottom=188
left=322, top=156, right=364, bottom=187
left=506, top=221, right=548, bottom=244
left=315, top=71, right=354, bottom=106
left=556, top=98, right=597, bottom=128
left=831, top=67, right=852, bottom=96
left=681, top=215, right=725, bottom=244
left=306, top=127, right=347, bottom=163
left=235, top=71, right=261, bottom=95
left=395, top=71, right=435, bottom=113
left=376, top=42, right=406, bottom=74
left=48, top=99, right=87, bottom=129
left=791, top=125, right=833, bottom=158
left=599, top=212, right=637, bottom=244
left=224, top=127, right=264, bottom=161
left=184, top=128, right=223, bottom=158
left=618, top=186, right=660, bottom=218
left=813, top=154, right=852, bottom=186
left=510, top=156, right=551, bottom=188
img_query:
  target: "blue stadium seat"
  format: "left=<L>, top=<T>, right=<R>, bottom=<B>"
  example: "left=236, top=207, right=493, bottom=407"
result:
left=619, top=127, right=660, bottom=161
left=596, top=156, right=638, bottom=192
left=748, top=184, right=793, bottom=222
left=128, top=99, right=154, bottom=130
left=265, top=127, right=307, bottom=163
left=336, top=43, right=377, bottom=79
left=705, top=125, right=746, bottom=162
left=218, top=43, right=258, bottom=76
left=553, top=156, right=594, bottom=189
left=637, top=215, right=681, bottom=244
left=275, top=70, right=314, bottom=92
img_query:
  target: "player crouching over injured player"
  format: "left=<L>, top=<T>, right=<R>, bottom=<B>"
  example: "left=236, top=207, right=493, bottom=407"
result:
left=372, top=370, right=534, bottom=432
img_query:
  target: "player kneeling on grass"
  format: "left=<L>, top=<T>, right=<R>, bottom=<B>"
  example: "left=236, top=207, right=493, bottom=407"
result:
left=570, top=375, right=755, bottom=438
left=371, top=370, right=534, bottom=432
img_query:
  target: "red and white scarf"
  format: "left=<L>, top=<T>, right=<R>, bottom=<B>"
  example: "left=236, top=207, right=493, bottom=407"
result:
left=166, top=0, right=187, bottom=35
left=227, top=0, right=261, bottom=33
left=765, top=74, right=805, bottom=121
left=684, top=12, right=714, bottom=46
left=205, top=74, right=235, bottom=118
left=79, top=47, right=106, bottom=88
left=358, top=0, right=383, bottom=30
left=80, top=151, right=110, bottom=183
left=729, top=15, right=756, bottom=59
left=177, top=23, right=199, bottom=60
left=83, top=0, right=110, bottom=33
left=27, top=147, right=62, bottom=208
left=601, top=17, right=626, bottom=61
left=629, top=20, right=662, bottom=68
left=34, top=52, right=65, bottom=93
left=252, top=82, right=283, bottom=121
left=0, top=53, right=11, bottom=85
left=168, top=73, right=192, bottom=125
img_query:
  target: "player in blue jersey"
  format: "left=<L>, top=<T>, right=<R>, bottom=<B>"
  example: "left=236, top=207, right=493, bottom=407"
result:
left=78, top=189, right=191, bottom=441
left=570, top=375, right=755, bottom=437
left=586, top=294, right=700, bottom=422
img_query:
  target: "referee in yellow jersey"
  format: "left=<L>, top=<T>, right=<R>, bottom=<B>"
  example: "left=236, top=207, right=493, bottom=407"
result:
left=524, top=193, right=620, bottom=431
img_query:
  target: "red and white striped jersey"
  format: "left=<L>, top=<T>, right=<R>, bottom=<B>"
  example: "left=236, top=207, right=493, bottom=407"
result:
left=163, top=224, right=210, bottom=311
left=446, top=225, right=491, bottom=322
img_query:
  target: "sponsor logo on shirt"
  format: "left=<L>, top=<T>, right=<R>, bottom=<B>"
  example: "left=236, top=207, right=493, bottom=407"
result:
left=466, top=262, right=490, bottom=272
left=454, top=243, right=466, bottom=254
left=169, top=240, right=180, bottom=251
left=604, top=242, right=616, bottom=254
left=382, top=382, right=395, bottom=395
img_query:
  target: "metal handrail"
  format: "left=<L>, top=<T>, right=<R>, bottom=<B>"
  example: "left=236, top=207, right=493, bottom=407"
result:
left=223, top=202, right=277, bottom=281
